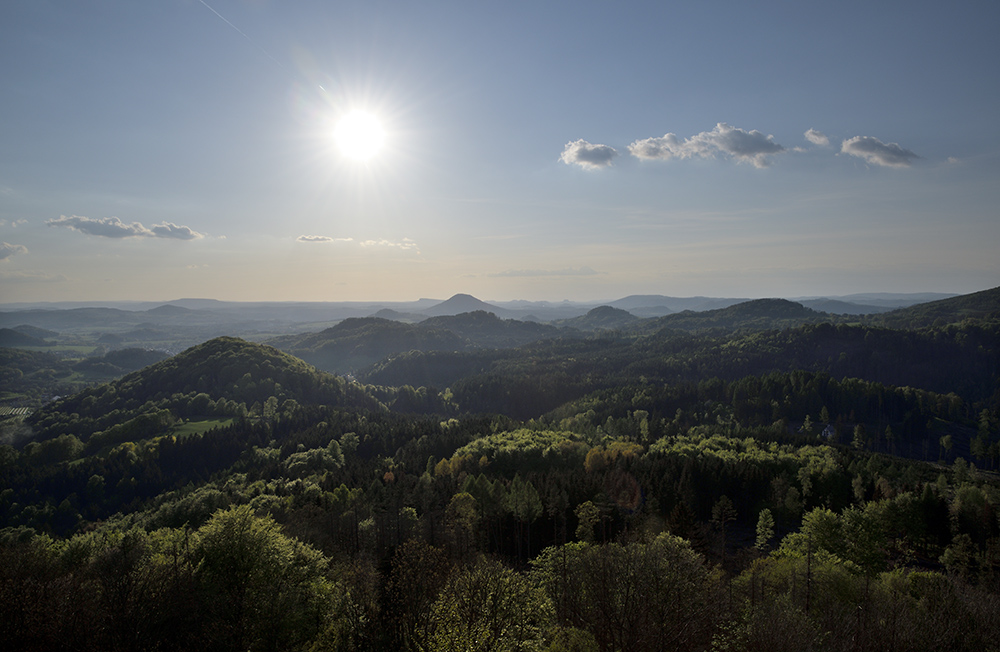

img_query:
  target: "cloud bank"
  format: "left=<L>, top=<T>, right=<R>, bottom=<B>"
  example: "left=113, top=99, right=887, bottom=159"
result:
left=560, top=139, right=619, bottom=169
left=629, top=123, right=785, bottom=168
left=840, top=136, right=920, bottom=167
left=0, top=242, right=28, bottom=260
left=47, top=215, right=205, bottom=239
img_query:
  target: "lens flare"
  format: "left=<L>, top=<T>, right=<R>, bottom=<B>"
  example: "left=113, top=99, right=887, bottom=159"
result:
left=334, top=111, right=386, bottom=161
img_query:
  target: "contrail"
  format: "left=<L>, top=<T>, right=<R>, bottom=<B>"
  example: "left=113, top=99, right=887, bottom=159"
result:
left=196, top=0, right=288, bottom=74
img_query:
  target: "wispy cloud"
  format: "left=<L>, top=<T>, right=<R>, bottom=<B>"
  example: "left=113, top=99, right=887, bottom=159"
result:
left=296, top=235, right=354, bottom=243
left=0, top=269, right=67, bottom=282
left=840, top=136, right=920, bottom=168
left=359, top=238, right=419, bottom=252
left=560, top=139, right=619, bottom=170
left=0, top=242, right=28, bottom=260
left=46, top=215, right=205, bottom=239
left=629, top=123, right=785, bottom=168
left=488, top=266, right=602, bottom=278
left=804, top=129, right=829, bottom=146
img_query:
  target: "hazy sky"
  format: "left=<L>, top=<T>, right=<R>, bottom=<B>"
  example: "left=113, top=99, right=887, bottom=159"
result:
left=2, top=1, right=998, bottom=303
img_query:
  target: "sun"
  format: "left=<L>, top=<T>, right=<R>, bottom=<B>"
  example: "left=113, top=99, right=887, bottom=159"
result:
left=333, top=111, right=386, bottom=161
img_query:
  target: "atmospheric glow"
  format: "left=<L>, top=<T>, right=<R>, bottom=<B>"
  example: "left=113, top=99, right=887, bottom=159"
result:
left=333, top=111, right=386, bottom=161
left=1, top=3, right=998, bottom=303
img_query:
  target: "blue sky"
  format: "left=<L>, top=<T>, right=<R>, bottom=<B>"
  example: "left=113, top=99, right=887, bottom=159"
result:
left=2, top=0, right=998, bottom=303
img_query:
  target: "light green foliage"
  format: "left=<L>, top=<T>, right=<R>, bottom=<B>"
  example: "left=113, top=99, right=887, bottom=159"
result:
left=755, top=509, right=775, bottom=552
left=23, top=433, right=85, bottom=464
left=454, top=429, right=589, bottom=472
left=340, top=431, right=360, bottom=455
left=195, top=504, right=333, bottom=652
left=426, top=556, right=552, bottom=652
left=284, top=445, right=344, bottom=478
left=649, top=433, right=840, bottom=472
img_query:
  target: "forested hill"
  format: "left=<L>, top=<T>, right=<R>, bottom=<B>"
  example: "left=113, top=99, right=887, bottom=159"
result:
left=269, top=313, right=576, bottom=374
left=418, top=310, right=570, bottom=346
left=636, top=298, right=828, bottom=333
left=4, top=291, right=1000, bottom=651
left=0, top=328, right=49, bottom=348
left=267, top=317, right=467, bottom=374
left=366, top=318, right=1000, bottom=419
left=553, top=305, right=640, bottom=331
left=875, top=285, right=1000, bottom=329
left=26, top=336, right=381, bottom=444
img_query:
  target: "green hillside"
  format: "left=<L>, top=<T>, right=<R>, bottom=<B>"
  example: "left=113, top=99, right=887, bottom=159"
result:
left=418, top=310, right=570, bottom=346
left=269, top=317, right=467, bottom=373
left=877, top=285, right=1000, bottom=328
left=26, top=336, right=381, bottom=446
left=637, top=298, right=829, bottom=333
left=3, top=289, right=1000, bottom=652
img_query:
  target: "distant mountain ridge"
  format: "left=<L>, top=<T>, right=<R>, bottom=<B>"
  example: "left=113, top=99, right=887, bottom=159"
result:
left=418, top=310, right=571, bottom=346
left=267, top=318, right=468, bottom=374
left=268, top=312, right=577, bottom=374
left=419, top=293, right=508, bottom=317
left=554, top=306, right=640, bottom=331
left=636, top=298, right=826, bottom=333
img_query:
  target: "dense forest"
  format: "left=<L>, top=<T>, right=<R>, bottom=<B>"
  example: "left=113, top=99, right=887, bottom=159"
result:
left=1, top=288, right=999, bottom=651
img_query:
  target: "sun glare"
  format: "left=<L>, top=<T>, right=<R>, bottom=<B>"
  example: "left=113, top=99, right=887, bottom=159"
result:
left=334, top=111, right=386, bottom=161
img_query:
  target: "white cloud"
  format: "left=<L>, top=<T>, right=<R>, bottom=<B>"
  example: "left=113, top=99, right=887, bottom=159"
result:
left=804, top=129, right=829, bottom=146
left=0, top=242, right=28, bottom=260
left=46, top=214, right=205, bottom=239
left=359, top=238, right=419, bottom=252
left=840, top=136, right=920, bottom=168
left=629, top=123, right=785, bottom=168
left=488, top=266, right=602, bottom=278
left=297, top=235, right=353, bottom=243
left=560, top=139, right=619, bottom=170
left=150, top=222, right=203, bottom=240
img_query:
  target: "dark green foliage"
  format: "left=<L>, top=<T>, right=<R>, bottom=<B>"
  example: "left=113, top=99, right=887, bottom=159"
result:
left=875, top=285, right=1000, bottom=329
left=553, top=305, right=640, bottom=331
left=268, top=317, right=467, bottom=373
left=72, top=348, right=169, bottom=377
left=635, top=297, right=827, bottom=333
left=419, top=310, right=572, bottom=347
left=25, top=336, right=381, bottom=444
left=4, top=292, right=1000, bottom=651
left=0, top=328, right=50, bottom=348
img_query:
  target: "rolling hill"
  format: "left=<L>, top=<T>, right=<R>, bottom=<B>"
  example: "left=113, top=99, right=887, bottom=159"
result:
left=267, top=318, right=468, bottom=374
left=636, top=298, right=827, bottom=333
left=28, top=336, right=381, bottom=444
left=876, top=285, right=1000, bottom=329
